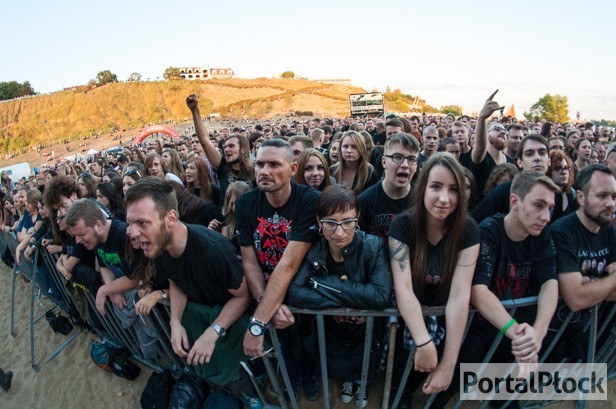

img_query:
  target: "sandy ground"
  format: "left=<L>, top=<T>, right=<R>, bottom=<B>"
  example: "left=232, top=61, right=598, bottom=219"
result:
left=0, top=262, right=152, bottom=409
left=1, top=256, right=615, bottom=409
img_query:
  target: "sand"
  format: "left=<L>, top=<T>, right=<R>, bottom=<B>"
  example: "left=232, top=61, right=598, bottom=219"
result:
left=0, top=262, right=152, bottom=409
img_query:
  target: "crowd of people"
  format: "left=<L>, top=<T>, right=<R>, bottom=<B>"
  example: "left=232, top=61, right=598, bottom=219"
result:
left=1, top=90, right=616, bottom=408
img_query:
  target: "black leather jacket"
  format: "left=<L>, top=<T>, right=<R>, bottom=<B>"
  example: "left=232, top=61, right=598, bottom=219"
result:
left=287, top=231, right=392, bottom=310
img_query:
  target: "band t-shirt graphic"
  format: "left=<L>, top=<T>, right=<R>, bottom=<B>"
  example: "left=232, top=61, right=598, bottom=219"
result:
left=253, top=213, right=292, bottom=280
left=358, top=182, right=412, bottom=239
left=236, top=183, right=319, bottom=281
left=473, top=214, right=556, bottom=300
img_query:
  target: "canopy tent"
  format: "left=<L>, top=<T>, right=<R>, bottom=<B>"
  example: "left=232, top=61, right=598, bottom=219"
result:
left=505, top=104, right=524, bottom=120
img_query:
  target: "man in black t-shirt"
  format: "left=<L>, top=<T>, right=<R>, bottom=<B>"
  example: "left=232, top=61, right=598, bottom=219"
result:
left=358, top=133, right=419, bottom=239
left=187, top=94, right=254, bottom=206
left=434, top=172, right=560, bottom=407
left=550, top=165, right=616, bottom=359
left=65, top=199, right=134, bottom=315
left=235, top=139, right=319, bottom=357
left=125, top=178, right=251, bottom=366
left=470, top=172, right=559, bottom=363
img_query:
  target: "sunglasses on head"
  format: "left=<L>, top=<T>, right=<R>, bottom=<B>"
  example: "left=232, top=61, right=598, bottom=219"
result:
left=124, top=169, right=143, bottom=178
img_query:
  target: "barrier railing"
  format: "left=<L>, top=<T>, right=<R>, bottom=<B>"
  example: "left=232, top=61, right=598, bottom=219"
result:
left=1, top=231, right=615, bottom=408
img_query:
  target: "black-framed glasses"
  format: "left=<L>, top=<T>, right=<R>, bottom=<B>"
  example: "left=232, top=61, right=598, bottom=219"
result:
left=553, top=166, right=570, bottom=173
left=384, top=154, right=418, bottom=164
left=320, top=218, right=358, bottom=231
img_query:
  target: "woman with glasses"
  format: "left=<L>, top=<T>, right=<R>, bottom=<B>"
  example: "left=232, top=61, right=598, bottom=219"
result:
left=548, top=150, right=578, bottom=221
left=288, top=185, right=391, bottom=407
left=388, top=153, right=479, bottom=402
left=330, top=131, right=378, bottom=195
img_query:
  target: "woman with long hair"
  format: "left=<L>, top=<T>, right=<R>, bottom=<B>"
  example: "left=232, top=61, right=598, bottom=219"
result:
left=330, top=131, right=378, bottom=195
left=77, top=173, right=98, bottom=198
left=548, top=150, right=578, bottom=221
left=295, top=149, right=332, bottom=191
left=168, top=181, right=222, bottom=227
left=1, top=171, right=14, bottom=191
left=185, top=156, right=219, bottom=203
left=388, top=153, right=480, bottom=400
left=328, top=139, right=341, bottom=166
left=96, top=183, right=126, bottom=222
left=162, top=148, right=186, bottom=182
left=143, top=152, right=183, bottom=185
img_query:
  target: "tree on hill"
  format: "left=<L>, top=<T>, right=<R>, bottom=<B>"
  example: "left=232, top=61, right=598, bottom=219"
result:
left=96, top=70, right=118, bottom=86
left=524, top=94, right=569, bottom=123
left=441, top=105, right=463, bottom=117
left=281, top=71, right=295, bottom=79
left=0, top=81, right=36, bottom=101
left=164, top=67, right=182, bottom=80
left=127, top=72, right=142, bottom=82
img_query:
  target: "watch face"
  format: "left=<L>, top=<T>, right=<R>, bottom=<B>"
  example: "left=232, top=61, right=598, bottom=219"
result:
left=249, top=323, right=263, bottom=336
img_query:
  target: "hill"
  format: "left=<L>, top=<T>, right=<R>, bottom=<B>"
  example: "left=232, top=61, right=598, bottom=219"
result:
left=0, top=78, right=436, bottom=156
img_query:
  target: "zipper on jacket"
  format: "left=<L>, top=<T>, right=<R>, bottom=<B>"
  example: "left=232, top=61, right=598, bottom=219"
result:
left=310, top=278, right=342, bottom=293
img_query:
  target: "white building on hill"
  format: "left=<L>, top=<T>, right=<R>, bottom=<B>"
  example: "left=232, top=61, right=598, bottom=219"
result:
left=178, top=65, right=236, bottom=80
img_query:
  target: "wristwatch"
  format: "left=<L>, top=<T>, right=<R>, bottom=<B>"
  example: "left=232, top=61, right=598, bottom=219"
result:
left=161, top=290, right=168, bottom=300
left=210, top=322, right=226, bottom=337
left=248, top=316, right=269, bottom=337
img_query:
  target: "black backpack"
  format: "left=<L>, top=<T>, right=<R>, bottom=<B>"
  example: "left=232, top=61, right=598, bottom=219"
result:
left=140, top=370, right=175, bottom=409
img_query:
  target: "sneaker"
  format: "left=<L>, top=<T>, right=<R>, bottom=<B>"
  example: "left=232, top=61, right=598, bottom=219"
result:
left=356, top=384, right=369, bottom=408
left=302, top=376, right=319, bottom=401
left=244, top=395, right=264, bottom=409
left=341, top=381, right=355, bottom=403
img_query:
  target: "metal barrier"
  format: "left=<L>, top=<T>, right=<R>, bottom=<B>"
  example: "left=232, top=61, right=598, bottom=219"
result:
left=2, top=231, right=615, bottom=408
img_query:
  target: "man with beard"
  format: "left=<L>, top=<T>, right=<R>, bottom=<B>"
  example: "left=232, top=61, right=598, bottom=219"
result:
left=505, top=123, right=524, bottom=161
left=125, top=177, right=251, bottom=367
left=550, top=164, right=616, bottom=360
left=187, top=94, right=254, bottom=206
left=358, top=133, right=419, bottom=239
left=471, top=90, right=516, bottom=198
left=65, top=199, right=134, bottom=314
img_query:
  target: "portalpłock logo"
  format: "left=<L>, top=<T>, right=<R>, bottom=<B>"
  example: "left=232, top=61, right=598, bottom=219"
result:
left=460, top=363, right=607, bottom=401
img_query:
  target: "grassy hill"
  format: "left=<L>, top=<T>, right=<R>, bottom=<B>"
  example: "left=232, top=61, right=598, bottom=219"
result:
left=0, top=78, right=436, bottom=155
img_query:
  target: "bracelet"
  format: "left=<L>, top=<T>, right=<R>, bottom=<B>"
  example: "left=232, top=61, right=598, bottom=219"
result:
left=416, top=338, right=433, bottom=348
left=500, top=318, right=517, bottom=335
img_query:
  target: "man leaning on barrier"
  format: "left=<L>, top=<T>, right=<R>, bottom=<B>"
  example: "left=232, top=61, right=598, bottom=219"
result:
left=124, top=177, right=260, bottom=406
left=550, top=164, right=616, bottom=361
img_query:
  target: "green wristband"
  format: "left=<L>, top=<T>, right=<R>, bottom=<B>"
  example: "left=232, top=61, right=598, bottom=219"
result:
left=500, top=318, right=517, bottom=336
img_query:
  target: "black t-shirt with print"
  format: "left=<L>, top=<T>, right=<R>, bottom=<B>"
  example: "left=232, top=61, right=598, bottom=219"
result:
left=96, top=218, right=129, bottom=279
left=472, top=154, right=516, bottom=200
left=358, top=182, right=412, bottom=239
left=155, top=224, right=244, bottom=306
left=550, top=212, right=616, bottom=278
left=236, top=182, right=319, bottom=281
left=389, top=211, right=480, bottom=306
left=473, top=214, right=556, bottom=298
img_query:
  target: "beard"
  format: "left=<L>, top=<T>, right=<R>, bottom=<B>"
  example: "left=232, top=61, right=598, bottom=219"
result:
left=583, top=201, right=613, bottom=228
left=489, top=136, right=506, bottom=151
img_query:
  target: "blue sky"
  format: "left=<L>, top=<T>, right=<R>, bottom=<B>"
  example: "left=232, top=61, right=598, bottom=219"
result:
left=3, top=0, right=615, bottom=120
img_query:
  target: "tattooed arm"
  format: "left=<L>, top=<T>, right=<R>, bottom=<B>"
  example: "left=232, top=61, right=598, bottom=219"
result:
left=389, top=236, right=438, bottom=374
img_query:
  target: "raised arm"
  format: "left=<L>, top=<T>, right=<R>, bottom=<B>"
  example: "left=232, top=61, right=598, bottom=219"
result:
left=186, top=94, right=222, bottom=169
left=472, top=90, right=504, bottom=165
